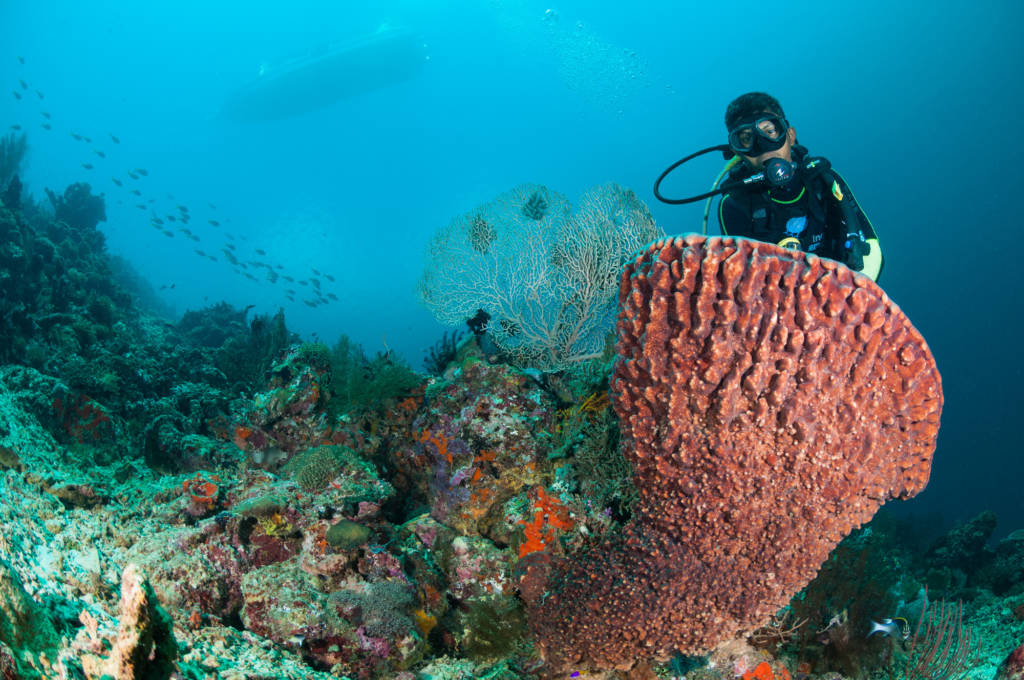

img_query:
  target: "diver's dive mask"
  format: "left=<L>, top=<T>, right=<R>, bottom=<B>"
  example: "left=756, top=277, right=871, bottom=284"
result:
left=728, top=114, right=789, bottom=156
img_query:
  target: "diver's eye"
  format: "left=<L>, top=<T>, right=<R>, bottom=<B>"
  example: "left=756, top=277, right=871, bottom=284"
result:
left=735, top=129, right=753, bottom=147
left=758, top=119, right=780, bottom=138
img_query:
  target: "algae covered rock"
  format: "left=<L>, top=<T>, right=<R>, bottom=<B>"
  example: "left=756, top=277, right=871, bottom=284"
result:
left=393, top=359, right=558, bottom=538
left=0, top=558, right=59, bottom=680
left=326, top=519, right=371, bottom=550
left=78, top=563, right=178, bottom=680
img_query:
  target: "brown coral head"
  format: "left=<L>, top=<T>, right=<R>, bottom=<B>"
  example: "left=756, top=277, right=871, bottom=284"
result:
left=529, top=235, right=942, bottom=674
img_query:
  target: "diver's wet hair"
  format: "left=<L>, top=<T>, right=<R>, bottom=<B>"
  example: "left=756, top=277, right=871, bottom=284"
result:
left=725, top=92, right=786, bottom=130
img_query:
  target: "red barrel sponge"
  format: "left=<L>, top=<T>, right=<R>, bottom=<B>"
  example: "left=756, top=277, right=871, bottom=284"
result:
left=529, top=235, right=942, bottom=673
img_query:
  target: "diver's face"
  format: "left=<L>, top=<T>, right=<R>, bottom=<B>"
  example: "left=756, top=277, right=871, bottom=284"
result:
left=743, top=125, right=797, bottom=170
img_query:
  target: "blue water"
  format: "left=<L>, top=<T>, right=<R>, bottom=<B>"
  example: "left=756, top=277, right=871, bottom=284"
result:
left=3, top=0, right=1021, bottom=536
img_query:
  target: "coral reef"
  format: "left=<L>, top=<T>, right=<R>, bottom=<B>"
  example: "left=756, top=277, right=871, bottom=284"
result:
left=1, top=178, right=1019, bottom=680
left=391, top=357, right=558, bottom=539
left=45, top=181, right=107, bottom=232
left=528, top=235, right=943, bottom=672
left=997, top=642, right=1024, bottom=680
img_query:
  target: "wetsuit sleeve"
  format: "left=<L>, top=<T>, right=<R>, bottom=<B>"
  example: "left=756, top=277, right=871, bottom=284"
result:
left=717, top=193, right=751, bottom=237
left=830, top=171, right=884, bottom=282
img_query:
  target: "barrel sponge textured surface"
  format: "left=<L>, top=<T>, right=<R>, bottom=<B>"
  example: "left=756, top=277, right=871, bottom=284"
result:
left=528, top=235, right=942, bottom=672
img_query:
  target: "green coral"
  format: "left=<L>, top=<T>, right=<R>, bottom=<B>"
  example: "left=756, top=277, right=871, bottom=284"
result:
left=330, top=581, right=416, bottom=640
left=283, top=445, right=350, bottom=492
left=281, top=445, right=393, bottom=506
left=326, top=334, right=422, bottom=416
left=457, top=599, right=527, bottom=662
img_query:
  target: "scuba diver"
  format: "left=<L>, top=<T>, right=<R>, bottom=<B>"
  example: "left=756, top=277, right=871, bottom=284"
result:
left=654, top=92, right=883, bottom=282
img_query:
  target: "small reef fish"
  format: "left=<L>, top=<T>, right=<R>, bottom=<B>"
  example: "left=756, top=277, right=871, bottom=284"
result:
left=41, top=123, right=52, bottom=130
left=208, top=202, right=217, bottom=209
left=208, top=219, right=220, bottom=226
left=127, top=172, right=139, bottom=179
left=35, top=90, right=44, bottom=99
left=177, top=205, right=189, bottom=212
left=112, top=178, right=123, bottom=187
left=255, top=248, right=266, bottom=256
left=19, top=80, right=28, bottom=90
left=135, top=168, right=149, bottom=176
left=244, top=272, right=257, bottom=282
left=206, top=255, right=218, bottom=262
left=312, top=267, right=322, bottom=276
left=12, top=91, right=22, bottom=100
left=162, top=230, right=174, bottom=237
left=298, top=280, right=308, bottom=286
left=109, top=133, right=120, bottom=144
left=282, top=275, right=294, bottom=283
left=83, top=136, right=91, bottom=143
left=81, top=163, right=93, bottom=169
left=311, top=278, right=321, bottom=290
left=151, top=217, right=164, bottom=225
left=225, top=243, right=236, bottom=251
left=71, top=132, right=83, bottom=141
left=868, top=618, right=909, bottom=640
left=17, top=56, right=25, bottom=64
left=9, top=124, right=21, bottom=131
left=40, top=111, right=51, bottom=119
left=194, top=249, right=207, bottom=257
left=326, top=292, right=338, bottom=301
left=136, top=204, right=147, bottom=210
left=325, top=273, right=335, bottom=282
left=130, top=189, right=141, bottom=196
left=167, top=215, right=176, bottom=222
left=93, top=149, right=105, bottom=158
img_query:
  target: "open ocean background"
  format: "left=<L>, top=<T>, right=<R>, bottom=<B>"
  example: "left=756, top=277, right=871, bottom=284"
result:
left=3, top=0, right=1021, bottom=537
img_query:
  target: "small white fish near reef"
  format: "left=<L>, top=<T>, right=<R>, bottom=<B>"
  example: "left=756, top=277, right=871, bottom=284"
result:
left=867, top=617, right=909, bottom=640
